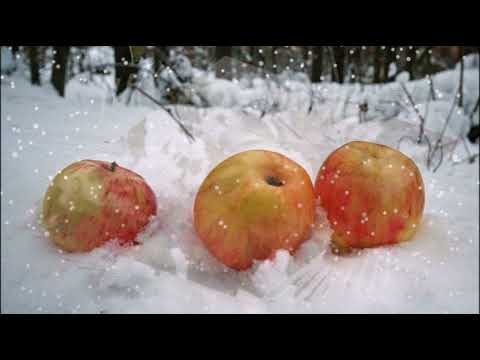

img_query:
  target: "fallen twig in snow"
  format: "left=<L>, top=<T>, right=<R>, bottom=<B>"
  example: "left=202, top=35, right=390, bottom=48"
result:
left=131, top=85, right=195, bottom=143
left=276, top=117, right=305, bottom=141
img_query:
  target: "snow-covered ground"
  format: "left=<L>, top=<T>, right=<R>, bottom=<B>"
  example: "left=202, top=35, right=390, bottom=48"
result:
left=1, top=49, right=479, bottom=313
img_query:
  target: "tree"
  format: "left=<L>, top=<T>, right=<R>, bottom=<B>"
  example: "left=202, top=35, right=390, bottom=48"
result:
left=331, top=46, right=345, bottom=83
left=153, top=46, right=169, bottom=87
left=373, top=46, right=382, bottom=83
left=348, top=46, right=362, bottom=83
left=51, top=46, right=70, bottom=97
left=405, top=46, right=417, bottom=80
left=383, top=46, right=397, bottom=82
left=458, top=46, right=464, bottom=108
left=301, top=46, right=310, bottom=77
left=272, top=46, right=280, bottom=74
left=311, top=46, right=323, bottom=83
left=114, top=46, right=137, bottom=96
left=26, top=46, right=41, bottom=86
left=215, top=46, right=232, bottom=79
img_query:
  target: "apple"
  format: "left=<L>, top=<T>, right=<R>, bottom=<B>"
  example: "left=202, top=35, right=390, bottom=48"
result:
left=314, top=141, right=425, bottom=252
left=42, top=160, right=157, bottom=252
left=194, top=150, right=315, bottom=270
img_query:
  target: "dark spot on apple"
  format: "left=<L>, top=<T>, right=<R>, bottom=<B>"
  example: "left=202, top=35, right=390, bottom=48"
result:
left=266, top=176, right=283, bottom=187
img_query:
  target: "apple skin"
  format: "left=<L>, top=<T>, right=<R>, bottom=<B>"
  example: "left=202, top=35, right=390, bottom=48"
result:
left=42, top=160, right=157, bottom=252
left=314, top=141, right=425, bottom=251
left=194, top=150, right=315, bottom=271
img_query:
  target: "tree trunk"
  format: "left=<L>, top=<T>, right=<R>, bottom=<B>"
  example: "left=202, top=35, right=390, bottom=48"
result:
left=114, top=46, right=137, bottom=96
left=458, top=46, right=464, bottom=108
left=215, top=46, right=232, bottom=79
left=51, top=46, right=70, bottom=97
left=303, top=46, right=310, bottom=62
left=311, top=46, right=323, bottom=83
left=250, top=46, right=264, bottom=70
left=9, top=46, right=19, bottom=73
left=272, top=46, right=279, bottom=74
left=302, top=46, right=310, bottom=77
left=153, top=46, right=169, bottom=88
left=153, top=48, right=161, bottom=88
left=373, top=46, right=382, bottom=83
left=424, top=47, right=434, bottom=76
left=332, top=46, right=345, bottom=83
left=406, top=46, right=417, bottom=80
left=383, top=47, right=396, bottom=83
left=348, top=47, right=361, bottom=83
left=27, top=46, right=41, bottom=86
left=78, top=50, right=85, bottom=74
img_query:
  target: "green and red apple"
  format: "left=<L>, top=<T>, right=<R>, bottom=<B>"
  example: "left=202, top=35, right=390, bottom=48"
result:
left=194, top=150, right=316, bottom=270
left=314, top=141, right=425, bottom=252
left=42, top=160, right=157, bottom=252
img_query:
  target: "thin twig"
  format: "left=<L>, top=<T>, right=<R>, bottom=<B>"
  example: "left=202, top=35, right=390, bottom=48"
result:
left=399, top=82, right=426, bottom=144
left=433, top=93, right=458, bottom=152
left=327, top=47, right=340, bottom=82
left=398, top=134, right=433, bottom=169
left=458, top=48, right=464, bottom=109
left=432, top=143, right=444, bottom=173
left=470, top=96, right=479, bottom=127
left=307, top=84, right=314, bottom=114
left=428, top=75, right=436, bottom=101
left=428, top=82, right=461, bottom=172
left=461, top=135, right=473, bottom=159
left=132, top=85, right=195, bottom=142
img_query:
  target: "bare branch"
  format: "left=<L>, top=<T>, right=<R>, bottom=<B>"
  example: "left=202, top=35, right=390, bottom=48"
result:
left=458, top=47, right=464, bottom=109
left=432, top=143, right=444, bottom=173
left=131, top=85, right=195, bottom=143
left=399, top=82, right=426, bottom=143
left=428, top=75, right=436, bottom=101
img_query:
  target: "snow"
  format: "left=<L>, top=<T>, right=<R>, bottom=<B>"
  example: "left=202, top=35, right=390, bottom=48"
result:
left=1, top=49, right=479, bottom=314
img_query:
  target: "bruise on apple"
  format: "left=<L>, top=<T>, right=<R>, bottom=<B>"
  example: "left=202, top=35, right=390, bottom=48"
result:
left=194, top=150, right=316, bottom=271
left=42, top=160, right=157, bottom=252
left=315, top=141, right=425, bottom=251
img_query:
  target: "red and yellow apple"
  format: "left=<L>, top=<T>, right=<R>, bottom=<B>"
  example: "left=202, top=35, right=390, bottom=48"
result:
left=42, top=160, right=157, bottom=252
left=314, top=141, right=425, bottom=252
left=194, top=150, right=315, bottom=271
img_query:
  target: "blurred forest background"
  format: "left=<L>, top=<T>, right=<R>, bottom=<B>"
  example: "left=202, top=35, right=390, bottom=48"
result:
left=2, top=46, right=479, bottom=145
left=2, top=46, right=478, bottom=95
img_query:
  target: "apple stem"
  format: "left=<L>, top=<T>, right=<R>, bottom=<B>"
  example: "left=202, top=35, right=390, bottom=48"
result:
left=110, top=162, right=118, bottom=172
